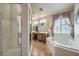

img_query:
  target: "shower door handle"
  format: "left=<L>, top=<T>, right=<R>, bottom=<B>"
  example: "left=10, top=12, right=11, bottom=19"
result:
left=18, top=33, right=22, bottom=46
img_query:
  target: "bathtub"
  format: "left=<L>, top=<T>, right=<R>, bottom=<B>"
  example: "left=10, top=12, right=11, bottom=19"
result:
left=46, top=34, right=79, bottom=56
left=2, top=47, right=21, bottom=56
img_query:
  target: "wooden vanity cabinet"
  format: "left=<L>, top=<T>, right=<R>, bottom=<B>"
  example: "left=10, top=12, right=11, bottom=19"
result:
left=32, top=32, right=48, bottom=42
left=37, top=33, right=48, bottom=42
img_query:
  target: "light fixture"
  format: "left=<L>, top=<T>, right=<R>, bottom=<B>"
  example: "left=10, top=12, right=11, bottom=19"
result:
left=40, top=19, right=47, bottom=23
left=33, top=21, right=38, bottom=25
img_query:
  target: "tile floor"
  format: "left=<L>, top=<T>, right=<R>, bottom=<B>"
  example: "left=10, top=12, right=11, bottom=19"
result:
left=31, top=39, right=52, bottom=56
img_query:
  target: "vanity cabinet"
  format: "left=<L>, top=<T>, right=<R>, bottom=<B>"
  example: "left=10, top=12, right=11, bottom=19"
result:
left=32, top=32, right=37, bottom=39
left=37, top=33, right=47, bottom=42
left=32, top=32, right=48, bottom=42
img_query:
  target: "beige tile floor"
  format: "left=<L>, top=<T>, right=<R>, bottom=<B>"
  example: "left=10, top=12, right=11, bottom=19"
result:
left=31, top=39, right=52, bottom=56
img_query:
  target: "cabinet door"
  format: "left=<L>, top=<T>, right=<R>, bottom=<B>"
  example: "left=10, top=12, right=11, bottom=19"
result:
left=42, top=34, right=46, bottom=42
left=37, top=34, right=42, bottom=40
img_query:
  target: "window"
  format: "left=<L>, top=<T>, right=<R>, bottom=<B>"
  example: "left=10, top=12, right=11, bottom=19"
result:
left=75, top=10, right=79, bottom=35
left=54, top=16, right=61, bottom=33
left=54, top=15, right=71, bottom=34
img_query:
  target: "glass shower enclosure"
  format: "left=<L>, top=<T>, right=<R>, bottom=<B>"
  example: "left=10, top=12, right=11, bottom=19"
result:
left=0, top=4, right=22, bottom=56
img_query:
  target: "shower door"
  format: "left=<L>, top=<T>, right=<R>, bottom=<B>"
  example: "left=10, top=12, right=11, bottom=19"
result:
left=1, top=4, right=22, bottom=56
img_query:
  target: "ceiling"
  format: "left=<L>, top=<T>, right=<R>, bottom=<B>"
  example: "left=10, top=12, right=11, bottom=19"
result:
left=31, top=3, right=74, bottom=20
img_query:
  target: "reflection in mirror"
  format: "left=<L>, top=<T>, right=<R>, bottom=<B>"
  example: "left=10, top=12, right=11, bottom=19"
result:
left=39, top=19, right=47, bottom=23
left=32, top=20, right=39, bottom=32
left=32, top=19, right=48, bottom=32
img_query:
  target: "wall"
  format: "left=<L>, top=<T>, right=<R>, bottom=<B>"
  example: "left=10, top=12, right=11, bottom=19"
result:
left=0, top=18, right=2, bottom=55
left=0, top=4, right=11, bottom=54
left=41, top=16, right=52, bottom=32
left=0, top=4, right=4, bottom=55
left=21, top=4, right=29, bottom=56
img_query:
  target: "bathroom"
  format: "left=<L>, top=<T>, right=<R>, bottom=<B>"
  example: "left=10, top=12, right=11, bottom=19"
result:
left=0, top=3, right=79, bottom=56
left=29, top=3, right=79, bottom=56
left=0, top=3, right=31, bottom=56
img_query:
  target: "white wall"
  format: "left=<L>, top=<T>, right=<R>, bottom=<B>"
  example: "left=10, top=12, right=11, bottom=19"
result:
left=21, top=4, right=29, bottom=56
left=0, top=19, right=2, bottom=55
left=0, top=4, right=11, bottom=54
left=41, top=16, right=52, bottom=32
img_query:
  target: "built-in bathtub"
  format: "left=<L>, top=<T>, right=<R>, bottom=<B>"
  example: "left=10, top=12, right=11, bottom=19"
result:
left=46, top=34, right=79, bottom=56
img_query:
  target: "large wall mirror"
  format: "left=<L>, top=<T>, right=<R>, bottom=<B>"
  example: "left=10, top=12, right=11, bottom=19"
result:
left=32, top=19, right=48, bottom=32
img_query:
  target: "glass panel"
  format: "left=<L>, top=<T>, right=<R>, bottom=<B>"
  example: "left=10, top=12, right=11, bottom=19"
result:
left=1, top=4, right=22, bottom=56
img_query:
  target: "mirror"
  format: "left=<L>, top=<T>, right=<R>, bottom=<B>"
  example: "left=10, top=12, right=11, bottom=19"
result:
left=32, top=19, right=48, bottom=32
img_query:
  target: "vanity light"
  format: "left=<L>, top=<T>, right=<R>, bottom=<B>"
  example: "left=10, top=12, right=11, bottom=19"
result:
left=40, top=19, right=47, bottom=23
left=33, top=21, right=38, bottom=25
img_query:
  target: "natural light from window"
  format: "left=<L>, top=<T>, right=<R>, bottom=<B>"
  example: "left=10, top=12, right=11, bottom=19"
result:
left=54, top=16, right=71, bottom=34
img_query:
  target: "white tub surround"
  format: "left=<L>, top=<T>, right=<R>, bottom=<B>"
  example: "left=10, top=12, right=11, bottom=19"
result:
left=46, top=35, right=79, bottom=56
